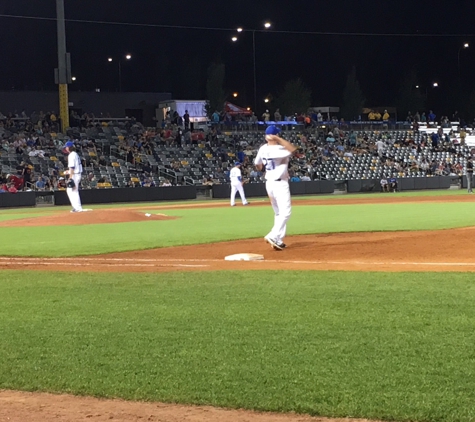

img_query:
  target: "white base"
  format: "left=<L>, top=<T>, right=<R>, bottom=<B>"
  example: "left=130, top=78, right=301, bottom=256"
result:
left=225, top=253, right=264, bottom=261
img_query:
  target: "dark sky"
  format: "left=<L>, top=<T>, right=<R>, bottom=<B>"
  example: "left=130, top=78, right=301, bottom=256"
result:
left=0, top=0, right=475, bottom=114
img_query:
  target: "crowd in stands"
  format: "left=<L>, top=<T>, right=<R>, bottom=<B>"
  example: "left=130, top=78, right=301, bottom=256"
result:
left=1, top=107, right=474, bottom=195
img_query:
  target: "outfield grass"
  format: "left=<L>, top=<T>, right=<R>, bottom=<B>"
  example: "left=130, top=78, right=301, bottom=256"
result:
left=2, top=199, right=475, bottom=256
left=1, top=270, right=474, bottom=421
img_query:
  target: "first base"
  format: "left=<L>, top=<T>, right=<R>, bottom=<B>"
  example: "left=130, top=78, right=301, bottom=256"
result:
left=225, top=253, right=264, bottom=261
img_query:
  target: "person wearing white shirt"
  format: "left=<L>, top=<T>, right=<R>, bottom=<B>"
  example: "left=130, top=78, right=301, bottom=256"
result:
left=375, top=139, right=385, bottom=157
left=63, top=141, right=84, bottom=212
left=254, top=125, right=297, bottom=250
left=229, top=162, right=249, bottom=207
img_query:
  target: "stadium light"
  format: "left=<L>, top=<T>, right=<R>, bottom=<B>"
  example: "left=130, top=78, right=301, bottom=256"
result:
left=232, top=22, right=273, bottom=112
left=108, top=55, right=133, bottom=91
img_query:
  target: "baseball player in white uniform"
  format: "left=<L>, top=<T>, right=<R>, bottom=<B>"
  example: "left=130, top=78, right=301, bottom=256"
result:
left=254, top=125, right=297, bottom=250
left=63, top=141, right=84, bottom=213
left=229, top=161, right=249, bottom=206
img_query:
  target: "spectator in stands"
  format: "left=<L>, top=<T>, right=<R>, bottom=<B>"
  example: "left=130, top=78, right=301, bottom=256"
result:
left=141, top=177, right=155, bottom=187
left=202, top=177, right=214, bottom=187
left=98, top=155, right=107, bottom=167
left=7, top=182, right=18, bottom=193
left=460, top=127, right=467, bottom=145
left=382, top=110, right=390, bottom=120
left=274, top=108, right=281, bottom=122
left=35, top=176, right=46, bottom=191
left=466, top=157, right=473, bottom=193
left=262, top=110, right=270, bottom=122
left=211, top=110, right=220, bottom=125
left=237, top=148, right=245, bottom=163
left=126, top=148, right=135, bottom=165
left=389, top=177, right=398, bottom=192
left=428, top=110, right=436, bottom=122
left=161, top=179, right=172, bottom=187
left=183, top=110, right=190, bottom=130
left=326, top=132, right=336, bottom=143
left=183, top=129, right=192, bottom=145
left=375, top=138, right=385, bottom=158
left=301, top=173, right=311, bottom=181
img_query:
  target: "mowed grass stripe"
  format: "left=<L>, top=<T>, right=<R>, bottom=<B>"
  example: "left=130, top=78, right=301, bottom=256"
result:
left=1, top=270, right=475, bottom=421
left=2, top=201, right=475, bottom=256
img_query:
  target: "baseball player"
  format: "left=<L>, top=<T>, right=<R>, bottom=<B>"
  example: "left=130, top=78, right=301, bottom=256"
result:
left=254, top=125, right=297, bottom=250
left=63, top=140, right=84, bottom=212
left=229, top=161, right=249, bottom=206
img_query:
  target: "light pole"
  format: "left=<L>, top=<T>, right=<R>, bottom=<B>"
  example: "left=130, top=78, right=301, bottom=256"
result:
left=458, top=43, right=469, bottom=86
left=108, top=54, right=132, bottom=92
left=232, top=22, right=272, bottom=112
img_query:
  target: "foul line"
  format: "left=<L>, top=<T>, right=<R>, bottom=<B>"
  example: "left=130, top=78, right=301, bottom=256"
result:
left=1, top=256, right=475, bottom=268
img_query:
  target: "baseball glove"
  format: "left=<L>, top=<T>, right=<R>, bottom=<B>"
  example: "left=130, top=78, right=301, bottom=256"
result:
left=66, top=178, right=75, bottom=188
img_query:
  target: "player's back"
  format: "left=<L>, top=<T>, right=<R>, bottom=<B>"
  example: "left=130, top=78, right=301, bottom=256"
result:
left=255, top=144, right=291, bottom=181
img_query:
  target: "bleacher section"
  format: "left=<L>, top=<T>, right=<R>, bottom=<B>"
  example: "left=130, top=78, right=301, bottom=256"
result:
left=1, top=122, right=473, bottom=190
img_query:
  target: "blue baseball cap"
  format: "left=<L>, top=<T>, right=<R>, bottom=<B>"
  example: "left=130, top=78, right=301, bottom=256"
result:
left=234, top=161, right=242, bottom=166
left=265, top=125, right=281, bottom=135
left=64, top=141, right=74, bottom=148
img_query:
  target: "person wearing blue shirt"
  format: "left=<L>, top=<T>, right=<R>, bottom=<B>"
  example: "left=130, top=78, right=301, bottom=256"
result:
left=35, top=176, right=46, bottom=190
left=212, top=111, right=220, bottom=123
left=237, top=149, right=245, bottom=163
left=389, top=177, right=398, bottom=192
left=326, top=132, right=336, bottom=143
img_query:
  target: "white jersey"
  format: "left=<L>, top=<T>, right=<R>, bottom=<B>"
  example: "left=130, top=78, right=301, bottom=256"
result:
left=230, top=167, right=242, bottom=185
left=254, top=144, right=292, bottom=181
left=67, top=151, right=83, bottom=175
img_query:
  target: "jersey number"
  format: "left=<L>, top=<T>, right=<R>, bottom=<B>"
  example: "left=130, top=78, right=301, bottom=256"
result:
left=262, top=158, right=275, bottom=171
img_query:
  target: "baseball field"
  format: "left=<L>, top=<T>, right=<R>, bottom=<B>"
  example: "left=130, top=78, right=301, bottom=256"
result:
left=1, top=189, right=475, bottom=422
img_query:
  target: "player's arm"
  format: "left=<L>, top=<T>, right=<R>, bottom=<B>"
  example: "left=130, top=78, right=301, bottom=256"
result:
left=254, top=149, right=263, bottom=171
left=266, top=135, right=298, bottom=154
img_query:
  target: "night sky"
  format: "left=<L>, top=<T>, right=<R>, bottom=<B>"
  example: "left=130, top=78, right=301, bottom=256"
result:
left=1, top=0, right=475, bottom=115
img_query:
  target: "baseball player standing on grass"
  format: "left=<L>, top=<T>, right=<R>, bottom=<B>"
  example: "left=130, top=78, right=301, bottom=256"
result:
left=63, top=141, right=84, bottom=213
left=254, top=125, right=297, bottom=250
left=230, top=161, right=249, bottom=206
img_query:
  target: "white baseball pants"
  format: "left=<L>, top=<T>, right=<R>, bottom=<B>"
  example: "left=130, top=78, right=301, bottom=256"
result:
left=230, top=183, right=248, bottom=206
left=67, top=173, right=83, bottom=211
left=265, top=180, right=291, bottom=243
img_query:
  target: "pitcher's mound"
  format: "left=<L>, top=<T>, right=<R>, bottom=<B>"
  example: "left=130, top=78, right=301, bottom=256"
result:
left=1, top=209, right=177, bottom=227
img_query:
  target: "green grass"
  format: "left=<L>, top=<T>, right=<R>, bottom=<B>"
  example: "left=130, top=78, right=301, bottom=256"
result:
left=2, top=200, right=475, bottom=256
left=1, top=270, right=475, bottom=421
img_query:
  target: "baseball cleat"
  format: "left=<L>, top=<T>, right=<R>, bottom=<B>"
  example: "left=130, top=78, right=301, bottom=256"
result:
left=243, top=202, right=250, bottom=205
left=70, top=209, right=80, bottom=213
left=264, top=236, right=283, bottom=250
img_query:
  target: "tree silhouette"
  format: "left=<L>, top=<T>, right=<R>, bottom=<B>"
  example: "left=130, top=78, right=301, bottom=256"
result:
left=396, top=70, right=425, bottom=120
left=274, top=78, right=312, bottom=117
left=205, top=62, right=226, bottom=118
left=341, top=67, right=365, bottom=120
